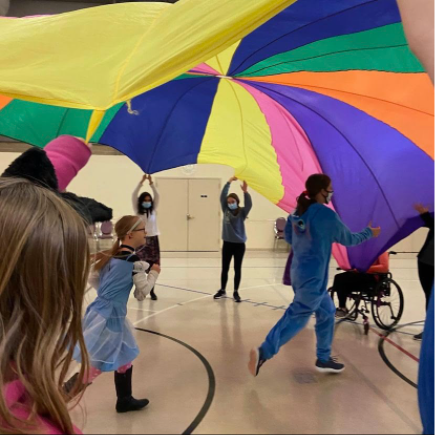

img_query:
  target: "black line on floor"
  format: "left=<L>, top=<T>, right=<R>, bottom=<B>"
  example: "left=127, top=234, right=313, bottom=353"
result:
left=335, top=319, right=421, bottom=389
left=378, top=337, right=417, bottom=389
left=136, top=328, right=216, bottom=435
left=377, top=320, right=424, bottom=390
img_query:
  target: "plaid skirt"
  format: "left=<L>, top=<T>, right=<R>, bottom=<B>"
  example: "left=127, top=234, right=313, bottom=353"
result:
left=137, top=235, right=161, bottom=266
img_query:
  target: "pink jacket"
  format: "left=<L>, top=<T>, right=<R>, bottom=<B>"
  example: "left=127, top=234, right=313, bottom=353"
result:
left=44, top=136, right=91, bottom=191
left=3, top=380, right=81, bottom=434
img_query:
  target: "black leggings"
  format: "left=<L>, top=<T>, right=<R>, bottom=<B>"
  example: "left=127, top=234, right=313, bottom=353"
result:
left=221, top=242, right=246, bottom=292
left=418, top=261, right=434, bottom=311
left=333, top=272, right=378, bottom=308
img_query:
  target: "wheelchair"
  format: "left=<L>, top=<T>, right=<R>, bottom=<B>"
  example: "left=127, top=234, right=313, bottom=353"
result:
left=328, top=254, right=404, bottom=335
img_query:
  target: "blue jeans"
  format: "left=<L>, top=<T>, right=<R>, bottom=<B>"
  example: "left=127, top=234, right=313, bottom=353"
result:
left=260, top=287, right=336, bottom=362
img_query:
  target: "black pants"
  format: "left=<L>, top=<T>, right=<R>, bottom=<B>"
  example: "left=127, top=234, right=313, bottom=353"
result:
left=221, top=241, right=246, bottom=292
left=418, top=261, right=434, bottom=311
left=333, top=272, right=378, bottom=308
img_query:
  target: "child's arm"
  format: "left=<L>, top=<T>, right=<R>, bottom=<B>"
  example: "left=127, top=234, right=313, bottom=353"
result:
left=328, top=210, right=374, bottom=247
left=150, top=181, right=160, bottom=210
left=44, top=136, right=91, bottom=191
left=132, top=176, right=147, bottom=214
left=220, top=181, right=231, bottom=212
left=88, top=267, right=100, bottom=289
left=133, top=264, right=160, bottom=301
left=240, top=181, right=252, bottom=218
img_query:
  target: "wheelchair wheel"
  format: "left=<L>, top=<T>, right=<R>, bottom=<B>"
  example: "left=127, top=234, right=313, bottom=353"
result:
left=371, top=278, right=404, bottom=330
left=329, top=287, right=358, bottom=321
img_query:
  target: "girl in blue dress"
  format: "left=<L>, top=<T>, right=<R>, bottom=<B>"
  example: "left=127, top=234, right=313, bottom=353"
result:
left=68, top=215, right=160, bottom=413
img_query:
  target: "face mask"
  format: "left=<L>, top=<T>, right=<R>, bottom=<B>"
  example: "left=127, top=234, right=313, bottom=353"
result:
left=142, top=202, right=152, bottom=209
left=325, top=191, right=334, bottom=204
left=228, top=203, right=238, bottom=211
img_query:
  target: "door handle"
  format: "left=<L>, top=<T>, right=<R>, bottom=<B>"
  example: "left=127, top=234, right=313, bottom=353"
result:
left=187, top=214, right=195, bottom=220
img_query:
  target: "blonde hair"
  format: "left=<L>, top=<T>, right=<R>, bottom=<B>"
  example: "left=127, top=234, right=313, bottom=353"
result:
left=0, top=177, right=90, bottom=434
left=93, top=215, right=141, bottom=272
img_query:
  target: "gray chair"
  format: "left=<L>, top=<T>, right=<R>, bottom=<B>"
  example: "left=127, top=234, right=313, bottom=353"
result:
left=274, top=217, right=287, bottom=251
left=97, top=221, right=114, bottom=251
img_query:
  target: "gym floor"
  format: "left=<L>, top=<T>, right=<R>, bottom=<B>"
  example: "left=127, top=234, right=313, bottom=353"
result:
left=71, top=252, right=425, bottom=434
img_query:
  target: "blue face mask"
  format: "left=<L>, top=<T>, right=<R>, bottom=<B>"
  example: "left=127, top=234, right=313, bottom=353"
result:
left=228, top=203, right=238, bottom=211
left=142, top=202, right=152, bottom=209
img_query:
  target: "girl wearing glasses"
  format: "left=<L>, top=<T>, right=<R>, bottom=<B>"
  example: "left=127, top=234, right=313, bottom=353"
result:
left=67, top=215, right=160, bottom=413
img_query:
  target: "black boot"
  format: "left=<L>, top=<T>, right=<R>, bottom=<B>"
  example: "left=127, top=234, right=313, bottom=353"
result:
left=114, top=366, right=149, bottom=413
left=150, top=288, right=158, bottom=301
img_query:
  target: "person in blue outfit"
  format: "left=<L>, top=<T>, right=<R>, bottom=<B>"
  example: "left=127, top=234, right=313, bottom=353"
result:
left=418, top=288, right=434, bottom=435
left=66, top=215, right=160, bottom=413
left=214, top=176, right=252, bottom=303
left=419, top=289, right=434, bottom=435
left=249, top=174, right=380, bottom=376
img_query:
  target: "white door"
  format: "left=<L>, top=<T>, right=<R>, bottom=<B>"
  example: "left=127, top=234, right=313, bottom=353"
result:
left=188, top=179, right=221, bottom=251
left=156, top=178, right=221, bottom=252
left=156, top=178, right=189, bottom=251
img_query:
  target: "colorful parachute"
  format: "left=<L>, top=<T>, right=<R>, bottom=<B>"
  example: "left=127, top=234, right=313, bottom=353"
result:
left=0, top=0, right=295, bottom=110
left=0, top=0, right=433, bottom=271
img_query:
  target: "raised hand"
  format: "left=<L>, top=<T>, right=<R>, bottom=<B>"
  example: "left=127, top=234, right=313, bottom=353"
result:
left=241, top=181, right=248, bottom=192
left=229, top=176, right=238, bottom=183
left=148, top=174, right=154, bottom=185
left=414, top=203, right=429, bottom=215
left=141, top=174, right=148, bottom=184
left=368, top=222, right=381, bottom=238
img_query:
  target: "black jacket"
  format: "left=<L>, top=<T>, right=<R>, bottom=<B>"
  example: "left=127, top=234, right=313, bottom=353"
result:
left=2, top=147, right=112, bottom=224
left=419, top=212, right=434, bottom=267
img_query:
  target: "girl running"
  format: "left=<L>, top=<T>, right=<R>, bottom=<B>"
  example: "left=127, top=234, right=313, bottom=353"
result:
left=249, top=174, right=380, bottom=376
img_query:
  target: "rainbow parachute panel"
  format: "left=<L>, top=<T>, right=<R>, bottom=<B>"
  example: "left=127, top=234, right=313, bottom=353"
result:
left=0, top=0, right=433, bottom=271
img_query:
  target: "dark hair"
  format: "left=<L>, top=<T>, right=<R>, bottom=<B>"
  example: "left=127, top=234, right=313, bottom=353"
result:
left=137, top=192, right=154, bottom=217
left=227, top=193, right=241, bottom=216
left=296, top=174, right=331, bottom=216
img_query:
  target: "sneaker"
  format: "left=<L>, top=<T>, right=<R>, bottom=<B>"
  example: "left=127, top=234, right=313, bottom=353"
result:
left=315, top=357, right=345, bottom=374
left=335, top=308, right=349, bottom=319
left=213, top=290, right=226, bottom=300
left=233, top=292, right=242, bottom=303
left=413, top=332, right=423, bottom=341
left=150, top=290, right=158, bottom=301
left=248, top=348, right=266, bottom=377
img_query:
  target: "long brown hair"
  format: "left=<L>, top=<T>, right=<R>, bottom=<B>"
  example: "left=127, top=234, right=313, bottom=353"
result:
left=0, top=177, right=90, bottom=434
left=93, top=215, right=141, bottom=272
left=296, top=174, right=332, bottom=216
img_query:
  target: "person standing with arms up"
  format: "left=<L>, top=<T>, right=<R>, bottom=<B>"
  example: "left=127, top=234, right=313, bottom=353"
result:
left=214, top=176, right=252, bottom=303
left=132, top=174, right=161, bottom=300
left=249, top=174, right=380, bottom=376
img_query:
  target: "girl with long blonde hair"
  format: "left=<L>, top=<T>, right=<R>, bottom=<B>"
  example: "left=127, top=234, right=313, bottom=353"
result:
left=0, top=177, right=90, bottom=434
left=67, top=215, right=160, bottom=413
